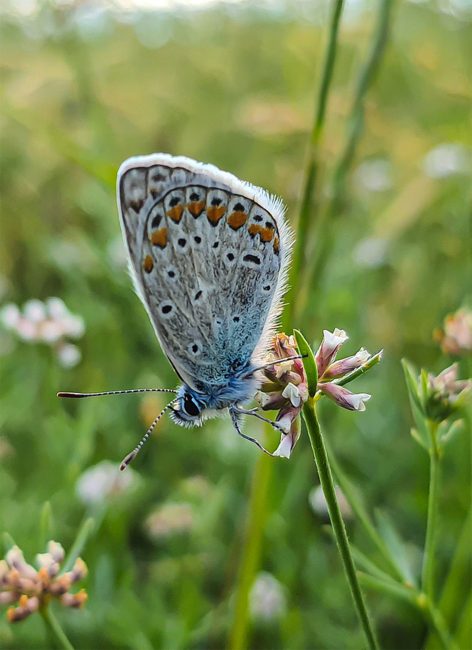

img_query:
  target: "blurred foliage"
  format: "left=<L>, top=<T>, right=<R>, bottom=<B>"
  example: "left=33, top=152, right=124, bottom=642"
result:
left=0, top=1, right=470, bottom=648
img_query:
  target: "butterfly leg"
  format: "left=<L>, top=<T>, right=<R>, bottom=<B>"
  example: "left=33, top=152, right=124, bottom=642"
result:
left=234, top=407, right=288, bottom=436
left=229, top=409, right=275, bottom=457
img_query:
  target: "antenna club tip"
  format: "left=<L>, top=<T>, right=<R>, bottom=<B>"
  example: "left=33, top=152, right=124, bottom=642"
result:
left=120, top=450, right=137, bottom=471
left=57, top=392, right=83, bottom=398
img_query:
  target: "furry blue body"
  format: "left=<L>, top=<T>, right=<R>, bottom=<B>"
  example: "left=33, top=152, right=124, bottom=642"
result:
left=170, top=363, right=260, bottom=426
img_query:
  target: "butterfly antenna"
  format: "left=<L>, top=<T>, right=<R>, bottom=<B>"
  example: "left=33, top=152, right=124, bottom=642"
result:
left=120, top=400, right=176, bottom=471
left=246, top=355, right=307, bottom=377
left=57, top=388, right=177, bottom=399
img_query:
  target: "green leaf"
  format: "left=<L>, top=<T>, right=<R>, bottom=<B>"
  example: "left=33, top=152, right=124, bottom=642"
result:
left=410, top=427, right=429, bottom=452
left=401, top=359, right=424, bottom=413
left=358, top=571, right=418, bottom=605
left=39, top=501, right=53, bottom=549
left=439, top=419, right=465, bottom=446
left=375, top=509, right=417, bottom=587
left=294, top=329, right=318, bottom=397
left=420, top=368, right=430, bottom=404
left=63, top=517, right=95, bottom=572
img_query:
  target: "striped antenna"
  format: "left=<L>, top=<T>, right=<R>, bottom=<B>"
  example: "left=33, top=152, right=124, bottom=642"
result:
left=120, top=400, right=176, bottom=471
left=57, top=388, right=177, bottom=398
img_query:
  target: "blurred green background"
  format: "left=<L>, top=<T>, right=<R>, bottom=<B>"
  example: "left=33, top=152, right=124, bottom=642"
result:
left=0, top=1, right=470, bottom=648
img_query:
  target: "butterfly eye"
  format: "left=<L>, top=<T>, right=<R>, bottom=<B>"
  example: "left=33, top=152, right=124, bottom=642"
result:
left=183, top=394, right=200, bottom=417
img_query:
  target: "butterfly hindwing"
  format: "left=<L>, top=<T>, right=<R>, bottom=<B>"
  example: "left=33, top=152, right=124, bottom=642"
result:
left=117, top=154, right=292, bottom=392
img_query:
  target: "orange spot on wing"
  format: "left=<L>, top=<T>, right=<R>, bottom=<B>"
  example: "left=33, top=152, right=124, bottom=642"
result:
left=166, top=205, right=184, bottom=223
left=143, top=255, right=154, bottom=273
left=151, top=228, right=168, bottom=248
left=206, top=205, right=226, bottom=225
left=187, top=200, right=205, bottom=218
left=228, top=211, right=248, bottom=230
left=260, top=227, right=274, bottom=242
left=248, top=223, right=275, bottom=243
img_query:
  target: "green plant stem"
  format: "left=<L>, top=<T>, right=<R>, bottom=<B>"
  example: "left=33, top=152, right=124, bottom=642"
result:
left=228, top=6, right=347, bottom=647
left=285, top=0, right=345, bottom=325
left=425, top=506, right=472, bottom=650
left=323, top=435, right=404, bottom=582
left=302, top=399, right=379, bottom=650
left=305, top=0, right=393, bottom=308
left=422, top=421, right=440, bottom=600
left=228, top=448, right=272, bottom=650
left=41, top=605, right=75, bottom=650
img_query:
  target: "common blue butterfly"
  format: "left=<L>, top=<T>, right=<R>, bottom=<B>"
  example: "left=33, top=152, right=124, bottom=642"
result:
left=59, top=154, right=295, bottom=468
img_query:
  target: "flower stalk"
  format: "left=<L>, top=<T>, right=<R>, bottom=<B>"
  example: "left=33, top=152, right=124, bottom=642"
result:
left=422, top=420, right=440, bottom=601
left=40, top=605, right=75, bottom=650
left=302, top=398, right=379, bottom=650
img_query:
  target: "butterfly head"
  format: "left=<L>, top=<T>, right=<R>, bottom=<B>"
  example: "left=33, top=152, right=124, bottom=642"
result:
left=170, top=385, right=207, bottom=427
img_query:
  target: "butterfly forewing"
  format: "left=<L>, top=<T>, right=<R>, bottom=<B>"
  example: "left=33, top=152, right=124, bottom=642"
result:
left=117, top=154, right=291, bottom=392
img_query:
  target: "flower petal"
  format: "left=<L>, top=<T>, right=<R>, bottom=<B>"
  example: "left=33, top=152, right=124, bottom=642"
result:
left=315, top=328, right=349, bottom=377
left=320, top=383, right=371, bottom=411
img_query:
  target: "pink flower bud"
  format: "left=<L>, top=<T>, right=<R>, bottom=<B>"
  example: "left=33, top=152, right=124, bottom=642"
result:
left=320, top=383, right=371, bottom=411
left=323, top=348, right=371, bottom=379
left=315, top=329, right=348, bottom=377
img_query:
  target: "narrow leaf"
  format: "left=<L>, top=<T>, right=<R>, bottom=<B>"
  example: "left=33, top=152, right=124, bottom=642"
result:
left=401, top=359, right=424, bottom=414
left=375, top=509, right=417, bottom=587
left=410, top=427, right=429, bottom=453
left=294, top=329, right=318, bottom=397
left=63, top=517, right=95, bottom=572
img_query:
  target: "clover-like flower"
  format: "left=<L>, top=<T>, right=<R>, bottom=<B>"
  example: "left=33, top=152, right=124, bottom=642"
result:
left=256, top=330, right=380, bottom=458
left=425, top=363, right=471, bottom=422
left=255, top=333, right=308, bottom=458
left=434, top=307, right=472, bottom=357
left=0, top=541, right=87, bottom=623
left=0, top=298, right=85, bottom=368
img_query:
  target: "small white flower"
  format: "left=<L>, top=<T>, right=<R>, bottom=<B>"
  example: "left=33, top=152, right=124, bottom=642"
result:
left=309, top=485, right=353, bottom=519
left=249, top=572, right=286, bottom=622
left=76, top=460, right=137, bottom=506
left=40, top=320, right=65, bottom=343
left=16, top=318, right=38, bottom=342
left=323, top=328, right=349, bottom=350
left=0, top=303, right=20, bottom=329
left=281, top=382, right=301, bottom=407
left=62, top=315, right=85, bottom=339
left=273, top=434, right=294, bottom=459
left=353, top=237, right=388, bottom=269
left=145, top=503, right=194, bottom=540
left=23, top=299, right=46, bottom=323
left=422, top=143, right=471, bottom=179
left=355, top=158, right=393, bottom=192
left=57, top=343, right=81, bottom=368
left=46, top=297, right=68, bottom=319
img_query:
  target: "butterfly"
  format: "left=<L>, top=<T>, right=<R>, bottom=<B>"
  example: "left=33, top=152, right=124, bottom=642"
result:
left=59, top=154, right=297, bottom=468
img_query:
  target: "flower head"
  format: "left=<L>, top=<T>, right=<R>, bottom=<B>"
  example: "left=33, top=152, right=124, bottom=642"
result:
left=255, top=333, right=308, bottom=458
left=0, top=541, right=87, bottom=623
left=426, top=363, right=471, bottom=422
left=0, top=298, right=85, bottom=367
left=434, top=307, right=472, bottom=357
left=249, top=572, right=286, bottom=623
left=76, top=460, right=138, bottom=506
left=256, top=330, right=379, bottom=458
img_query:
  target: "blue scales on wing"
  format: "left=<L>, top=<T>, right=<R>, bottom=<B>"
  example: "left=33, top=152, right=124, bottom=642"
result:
left=117, top=154, right=291, bottom=393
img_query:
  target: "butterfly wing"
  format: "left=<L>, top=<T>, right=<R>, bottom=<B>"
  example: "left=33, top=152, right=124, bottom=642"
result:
left=117, top=154, right=292, bottom=392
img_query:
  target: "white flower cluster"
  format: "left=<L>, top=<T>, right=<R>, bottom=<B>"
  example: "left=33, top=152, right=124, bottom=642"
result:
left=0, top=298, right=85, bottom=367
left=76, top=460, right=138, bottom=506
left=249, top=572, right=287, bottom=623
